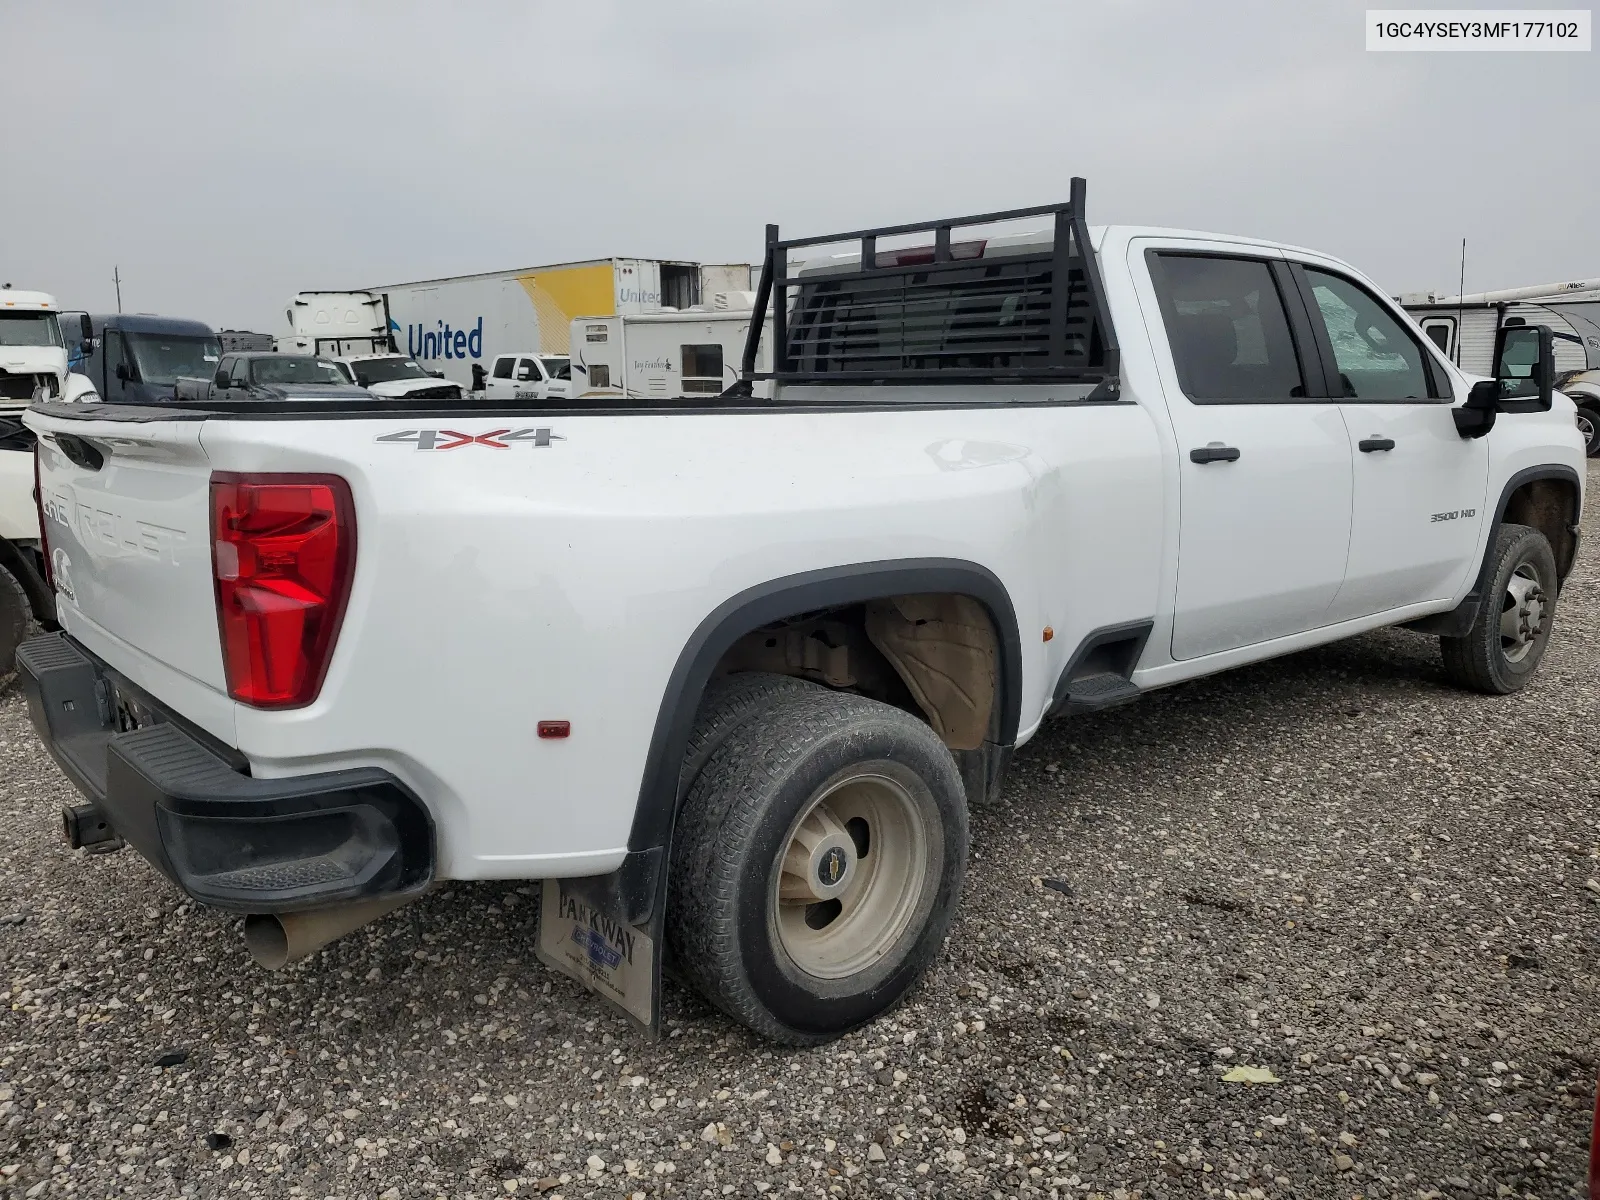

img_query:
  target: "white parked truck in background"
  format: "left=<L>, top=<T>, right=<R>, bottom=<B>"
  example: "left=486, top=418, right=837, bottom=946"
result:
left=1401, top=280, right=1600, bottom=457
left=331, top=354, right=465, bottom=401
left=0, top=287, right=97, bottom=671
left=475, top=353, right=571, bottom=403
left=277, top=291, right=395, bottom=358
left=19, top=183, right=1585, bottom=1044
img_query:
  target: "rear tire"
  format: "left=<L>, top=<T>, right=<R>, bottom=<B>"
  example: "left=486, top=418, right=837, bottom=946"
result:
left=1439, top=523, right=1558, bottom=695
left=1575, top=403, right=1600, bottom=458
left=668, top=689, right=968, bottom=1044
left=678, top=672, right=820, bottom=794
left=0, top=560, right=31, bottom=677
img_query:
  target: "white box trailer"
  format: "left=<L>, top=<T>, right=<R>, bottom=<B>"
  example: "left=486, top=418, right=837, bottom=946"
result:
left=368, top=260, right=752, bottom=387
left=1398, top=281, right=1600, bottom=375
left=569, top=302, right=772, bottom=400
left=1400, top=281, right=1600, bottom=455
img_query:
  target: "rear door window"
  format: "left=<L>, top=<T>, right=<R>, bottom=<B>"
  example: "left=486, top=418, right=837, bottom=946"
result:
left=1149, top=254, right=1309, bottom=401
left=491, top=356, right=514, bottom=380
left=1302, top=269, right=1437, bottom=400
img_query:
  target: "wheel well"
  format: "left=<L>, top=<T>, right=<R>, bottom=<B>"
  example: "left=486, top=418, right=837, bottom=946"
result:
left=1504, top=476, right=1580, bottom=580
left=711, top=593, right=1001, bottom=752
left=0, top=537, right=53, bottom=626
left=624, top=560, right=1022, bottom=857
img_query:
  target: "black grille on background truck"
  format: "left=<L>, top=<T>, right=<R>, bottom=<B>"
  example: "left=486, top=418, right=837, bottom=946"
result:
left=0, top=371, right=56, bottom=401
left=732, top=177, right=1120, bottom=392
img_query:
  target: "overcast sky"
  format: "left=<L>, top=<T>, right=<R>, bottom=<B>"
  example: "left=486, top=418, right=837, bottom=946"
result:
left=3, top=1, right=1594, bottom=331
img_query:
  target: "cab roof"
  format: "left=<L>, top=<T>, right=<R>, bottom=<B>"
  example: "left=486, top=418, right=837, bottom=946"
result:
left=84, top=313, right=215, bottom=337
left=0, top=290, right=59, bottom=310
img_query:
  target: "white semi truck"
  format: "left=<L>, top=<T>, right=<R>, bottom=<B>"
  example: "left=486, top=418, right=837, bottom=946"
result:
left=0, top=288, right=97, bottom=671
left=277, top=292, right=395, bottom=358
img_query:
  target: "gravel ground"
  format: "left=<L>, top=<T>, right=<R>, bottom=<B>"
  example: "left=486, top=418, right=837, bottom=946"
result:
left=2, top=463, right=1597, bottom=1200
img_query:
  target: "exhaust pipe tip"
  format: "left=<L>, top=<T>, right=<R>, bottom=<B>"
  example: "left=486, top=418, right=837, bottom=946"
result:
left=242, top=913, right=292, bottom=971
left=243, top=892, right=423, bottom=970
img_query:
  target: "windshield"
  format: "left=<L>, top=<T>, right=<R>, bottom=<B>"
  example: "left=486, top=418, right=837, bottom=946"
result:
left=0, top=312, right=64, bottom=348
left=126, top=333, right=223, bottom=386
left=349, top=357, right=430, bottom=385
left=540, top=356, right=571, bottom=380
left=251, top=356, right=345, bottom=385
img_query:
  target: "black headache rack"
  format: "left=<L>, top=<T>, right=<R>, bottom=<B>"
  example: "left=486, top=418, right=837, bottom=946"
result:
left=729, top=177, right=1120, bottom=395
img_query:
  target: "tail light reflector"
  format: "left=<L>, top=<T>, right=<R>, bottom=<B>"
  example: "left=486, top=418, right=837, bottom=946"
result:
left=210, top=473, right=355, bottom=708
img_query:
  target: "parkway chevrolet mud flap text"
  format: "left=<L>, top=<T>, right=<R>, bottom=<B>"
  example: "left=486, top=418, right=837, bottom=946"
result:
left=536, top=878, right=661, bottom=1033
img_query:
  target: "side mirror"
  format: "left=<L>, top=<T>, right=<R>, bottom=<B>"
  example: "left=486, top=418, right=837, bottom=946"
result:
left=1493, top=323, right=1555, bottom=411
left=430, top=369, right=445, bottom=379
left=114, top=363, right=131, bottom=383
left=1453, top=379, right=1498, bottom=439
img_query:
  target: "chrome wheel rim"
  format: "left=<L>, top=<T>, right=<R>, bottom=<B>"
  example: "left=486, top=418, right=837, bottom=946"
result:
left=1499, top=561, right=1549, bottom=664
left=771, top=769, right=929, bottom=980
left=1577, top=410, right=1597, bottom=449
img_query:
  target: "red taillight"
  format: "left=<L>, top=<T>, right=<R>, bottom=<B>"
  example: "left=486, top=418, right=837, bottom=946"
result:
left=33, top=444, right=52, bottom=589
left=210, top=473, right=355, bottom=709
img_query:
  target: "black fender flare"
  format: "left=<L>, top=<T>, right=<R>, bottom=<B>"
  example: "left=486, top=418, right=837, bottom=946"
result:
left=627, top=558, right=1023, bottom=858
left=1404, top=464, right=1582, bottom=637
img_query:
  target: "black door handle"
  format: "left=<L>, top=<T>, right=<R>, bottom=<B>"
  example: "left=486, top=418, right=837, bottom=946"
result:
left=1358, top=437, right=1396, bottom=453
left=1189, top=445, right=1241, bottom=464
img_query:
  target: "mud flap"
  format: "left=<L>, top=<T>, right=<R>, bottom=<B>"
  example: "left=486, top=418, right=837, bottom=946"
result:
left=534, top=849, right=665, bottom=1036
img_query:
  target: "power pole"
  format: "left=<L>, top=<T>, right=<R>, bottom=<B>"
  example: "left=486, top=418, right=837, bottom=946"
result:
left=113, top=266, right=123, bottom=314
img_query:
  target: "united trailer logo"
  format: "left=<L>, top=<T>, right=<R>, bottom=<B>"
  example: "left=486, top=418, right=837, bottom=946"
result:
left=374, top=427, right=564, bottom=451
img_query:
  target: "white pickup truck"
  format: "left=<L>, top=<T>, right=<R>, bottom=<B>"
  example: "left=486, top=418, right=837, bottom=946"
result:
left=18, top=183, right=1585, bottom=1045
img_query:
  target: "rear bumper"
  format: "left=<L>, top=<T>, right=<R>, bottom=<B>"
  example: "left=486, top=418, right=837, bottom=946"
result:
left=17, top=633, right=433, bottom=913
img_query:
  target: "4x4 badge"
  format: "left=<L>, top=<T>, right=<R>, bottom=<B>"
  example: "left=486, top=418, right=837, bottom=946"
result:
left=375, top=428, right=564, bottom=451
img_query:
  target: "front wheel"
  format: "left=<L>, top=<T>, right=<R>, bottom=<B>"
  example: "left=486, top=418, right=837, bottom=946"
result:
left=1440, top=523, right=1558, bottom=695
left=1575, top=403, right=1600, bottom=458
left=668, top=688, right=968, bottom=1044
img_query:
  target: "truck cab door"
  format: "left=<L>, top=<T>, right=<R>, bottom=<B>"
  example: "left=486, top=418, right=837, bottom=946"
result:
left=103, top=331, right=130, bottom=401
left=1291, top=264, right=1489, bottom=620
left=514, top=357, right=542, bottom=401
left=485, top=355, right=514, bottom=401
left=1137, top=244, right=1354, bottom=660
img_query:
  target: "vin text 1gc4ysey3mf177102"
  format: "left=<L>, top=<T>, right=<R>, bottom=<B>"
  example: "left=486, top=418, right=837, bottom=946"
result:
left=18, top=181, right=1585, bottom=1043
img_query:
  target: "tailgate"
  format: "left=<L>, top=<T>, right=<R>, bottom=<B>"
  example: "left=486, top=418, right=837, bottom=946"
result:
left=29, top=411, right=227, bottom=696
